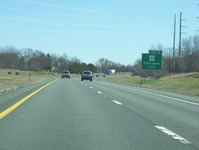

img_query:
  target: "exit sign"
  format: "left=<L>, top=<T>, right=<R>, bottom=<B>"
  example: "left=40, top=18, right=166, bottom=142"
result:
left=142, top=53, right=162, bottom=70
left=149, top=50, right=162, bottom=55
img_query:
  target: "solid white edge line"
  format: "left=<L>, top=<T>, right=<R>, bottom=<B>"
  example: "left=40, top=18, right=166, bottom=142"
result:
left=109, top=83, right=199, bottom=106
left=155, top=126, right=191, bottom=144
left=112, top=100, right=123, bottom=105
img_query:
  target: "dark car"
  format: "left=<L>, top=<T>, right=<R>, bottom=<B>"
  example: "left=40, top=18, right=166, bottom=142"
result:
left=62, top=70, right=70, bottom=79
left=81, top=71, right=93, bottom=81
left=15, top=72, right=20, bottom=75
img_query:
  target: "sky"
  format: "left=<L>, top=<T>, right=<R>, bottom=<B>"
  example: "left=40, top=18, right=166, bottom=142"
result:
left=0, top=0, right=199, bottom=65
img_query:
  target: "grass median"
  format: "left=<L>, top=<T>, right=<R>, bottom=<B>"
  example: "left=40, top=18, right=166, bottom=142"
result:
left=0, top=69, right=58, bottom=95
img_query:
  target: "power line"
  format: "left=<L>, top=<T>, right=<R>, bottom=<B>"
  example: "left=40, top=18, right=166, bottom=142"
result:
left=178, top=12, right=186, bottom=58
left=173, top=14, right=176, bottom=68
left=179, top=12, right=182, bottom=58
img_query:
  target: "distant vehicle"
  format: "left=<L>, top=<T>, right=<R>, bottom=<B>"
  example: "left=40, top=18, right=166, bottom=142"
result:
left=81, top=71, right=93, bottom=81
left=62, top=70, right=70, bottom=79
left=104, top=72, right=110, bottom=75
left=15, top=72, right=20, bottom=75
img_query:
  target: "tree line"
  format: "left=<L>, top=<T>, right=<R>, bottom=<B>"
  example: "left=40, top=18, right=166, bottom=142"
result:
left=1, top=34, right=198, bottom=76
left=0, top=46, right=132, bottom=73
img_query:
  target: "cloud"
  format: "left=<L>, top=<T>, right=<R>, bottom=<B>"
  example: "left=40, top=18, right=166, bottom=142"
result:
left=0, top=15, right=136, bottom=37
left=13, top=0, right=109, bottom=14
left=1, top=7, right=119, bottom=20
left=0, top=15, right=95, bottom=27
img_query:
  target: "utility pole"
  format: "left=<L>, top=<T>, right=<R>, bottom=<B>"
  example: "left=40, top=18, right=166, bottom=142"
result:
left=179, top=12, right=182, bottom=58
left=173, top=14, right=176, bottom=69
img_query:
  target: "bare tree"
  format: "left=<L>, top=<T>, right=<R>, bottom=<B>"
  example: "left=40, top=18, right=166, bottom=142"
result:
left=56, top=54, right=70, bottom=72
left=0, top=46, right=21, bottom=69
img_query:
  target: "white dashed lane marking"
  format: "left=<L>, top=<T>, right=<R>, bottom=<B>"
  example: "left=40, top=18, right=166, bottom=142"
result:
left=81, top=80, right=193, bottom=146
left=97, top=91, right=102, bottom=94
left=155, top=126, right=191, bottom=144
left=112, top=100, right=123, bottom=105
left=83, top=83, right=124, bottom=106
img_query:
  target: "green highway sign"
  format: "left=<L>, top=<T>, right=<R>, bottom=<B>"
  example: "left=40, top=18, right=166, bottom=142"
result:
left=142, top=53, right=162, bottom=70
left=149, top=50, right=162, bottom=55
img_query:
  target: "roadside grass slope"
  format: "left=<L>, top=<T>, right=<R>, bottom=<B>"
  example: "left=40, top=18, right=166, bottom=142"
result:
left=0, top=69, right=57, bottom=95
left=96, top=72, right=199, bottom=97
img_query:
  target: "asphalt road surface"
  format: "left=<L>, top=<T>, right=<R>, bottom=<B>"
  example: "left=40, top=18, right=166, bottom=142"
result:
left=0, top=78, right=199, bottom=150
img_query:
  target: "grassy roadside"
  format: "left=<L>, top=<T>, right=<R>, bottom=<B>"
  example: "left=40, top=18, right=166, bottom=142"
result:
left=0, top=69, right=58, bottom=95
left=1, top=69, right=199, bottom=97
left=95, top=72, right=199, bottom=97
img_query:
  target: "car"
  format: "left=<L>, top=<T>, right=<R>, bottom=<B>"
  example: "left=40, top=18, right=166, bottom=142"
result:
left=62, top=70, right=70, bottom=79
left=81, top=71, right=93, bottom=81
left=15, top=72, right=20, bottom=75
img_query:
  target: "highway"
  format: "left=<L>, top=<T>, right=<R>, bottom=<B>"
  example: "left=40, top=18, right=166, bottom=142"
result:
left=0, top=78, right=199, bottom=150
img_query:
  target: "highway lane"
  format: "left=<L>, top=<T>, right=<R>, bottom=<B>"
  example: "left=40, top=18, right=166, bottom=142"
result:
left=0, top=78, right=198, bottom=150
left=81, top=79, right=199, bottom=147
